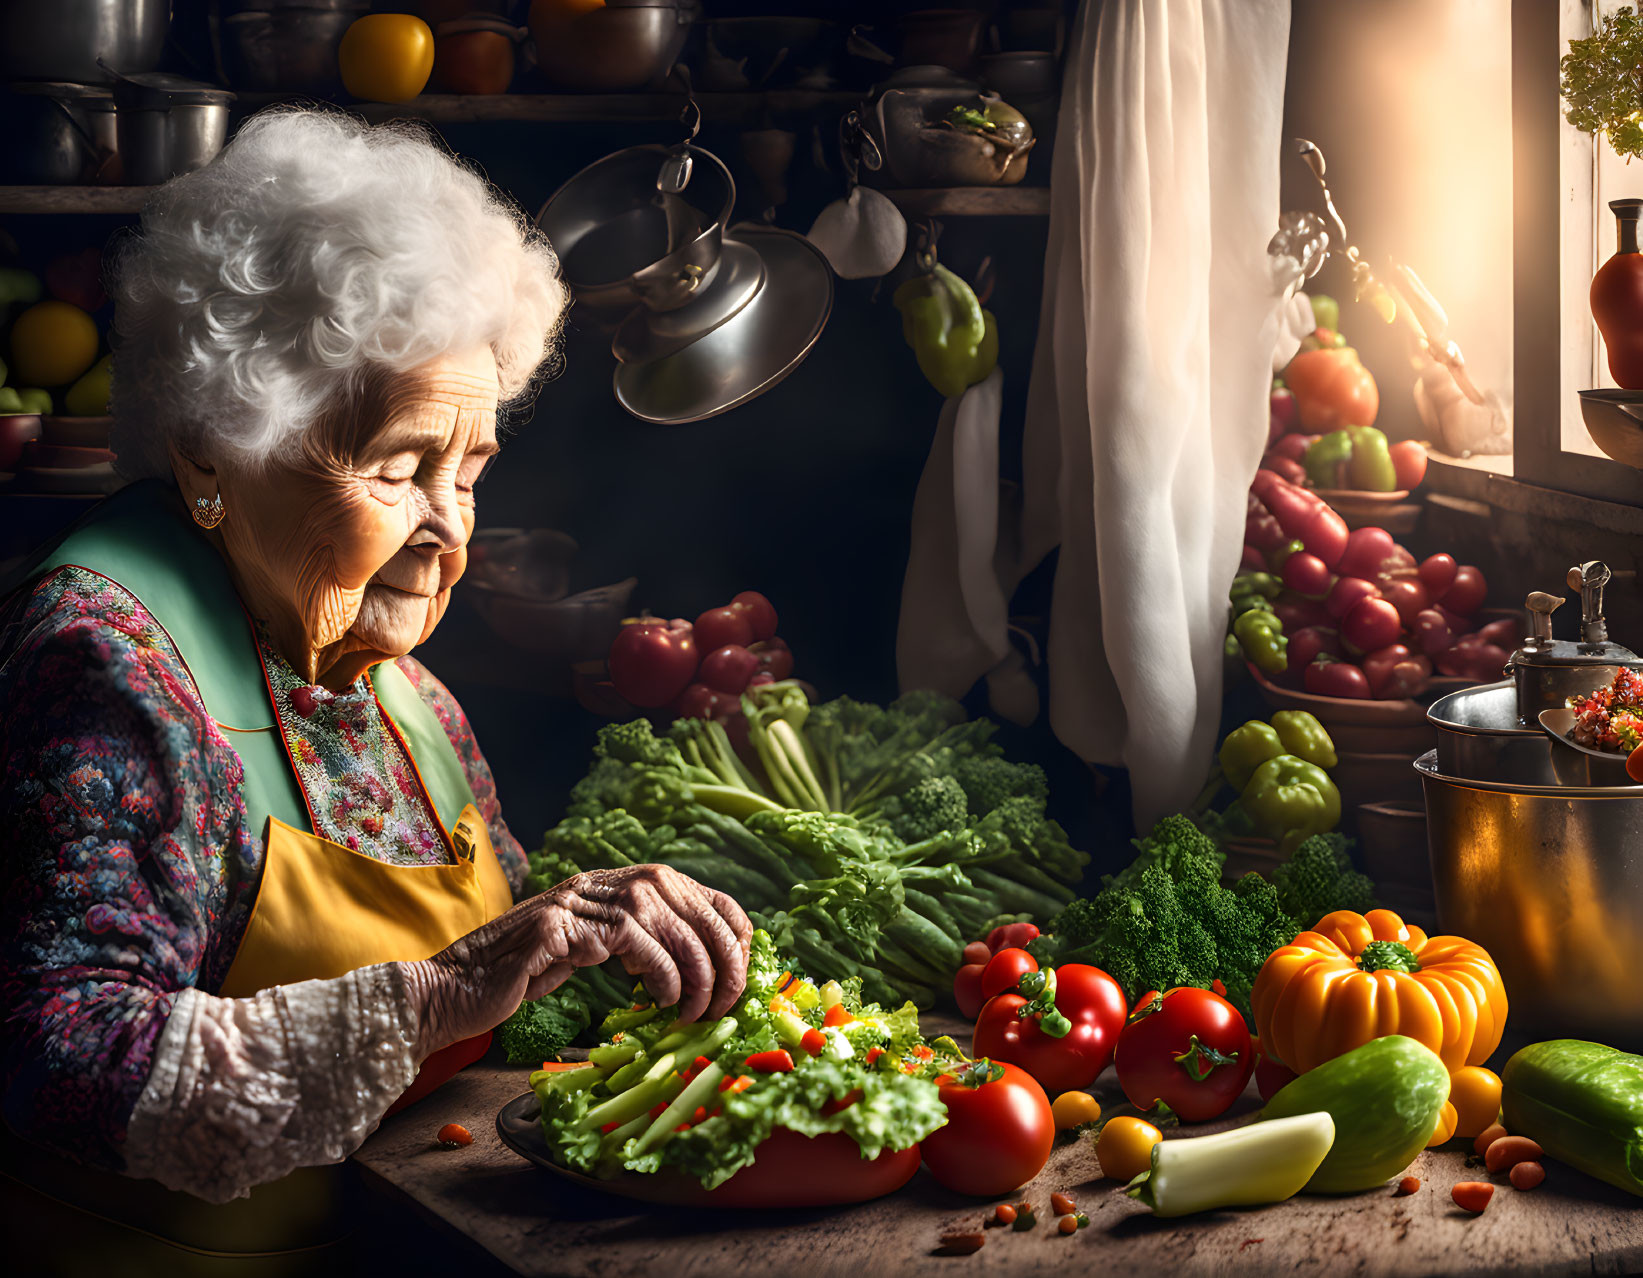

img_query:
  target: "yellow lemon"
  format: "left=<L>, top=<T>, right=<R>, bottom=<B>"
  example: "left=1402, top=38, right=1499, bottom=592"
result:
left=8, top=300, right=99, bottom=387
left=339, top=14, right=435, bottom=103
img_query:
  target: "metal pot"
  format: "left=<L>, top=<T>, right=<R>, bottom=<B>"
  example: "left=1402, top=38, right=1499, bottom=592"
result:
left=108, top=70, right=234, bottom=184
left=1417, top=750, right=1643, bottom=1048
left=536, top=143, right=735, bottom=316
left=1426, top=680, right=1560, bottom=785
left=530, top=0, right=695, bottom=93
left=0, top=0, right=171, bottom=83
left=218, top=0, right=368, bottom=95
left=0, top=82, right=116, bottom=184
left=858, top=66, right=1033, bottom=189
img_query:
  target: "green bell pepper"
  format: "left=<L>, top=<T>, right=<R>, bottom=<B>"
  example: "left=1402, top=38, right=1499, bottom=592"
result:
left=1270, top=710, right=1338, bottom=770
left=892, top=264, right=999, bottom=399
left=1241, top=755, right=1341, bottom=855
left=1220, top=720, right=1286, bottom=791
left=1303, top=430, right=1353, bottom=489
left=1231, top=572, right=1282, bottom=606
left=1233, top=609, right=1288, bottom=675
left=1346, top=425, right=1397, bottom=492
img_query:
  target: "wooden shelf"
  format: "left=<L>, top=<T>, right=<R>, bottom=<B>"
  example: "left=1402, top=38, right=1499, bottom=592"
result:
left=0, top=186, right=155, bottom=214
left=882, top=187, right=1052, bottom=217
left=236, top=91, right=860, bottom=126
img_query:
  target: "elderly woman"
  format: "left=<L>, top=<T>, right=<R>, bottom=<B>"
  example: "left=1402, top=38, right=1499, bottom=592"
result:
left=0, top=111, right=749, bottom=1266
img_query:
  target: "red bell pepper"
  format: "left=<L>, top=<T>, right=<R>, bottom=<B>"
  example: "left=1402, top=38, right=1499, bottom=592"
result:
left=746, top=1050, right=795, bottom=1073
left=970, top=964, right=1128, bottom=1096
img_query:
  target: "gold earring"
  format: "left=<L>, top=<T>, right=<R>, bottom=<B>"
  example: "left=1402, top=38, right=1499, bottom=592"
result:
left=191, top=490, right=225, bottom=530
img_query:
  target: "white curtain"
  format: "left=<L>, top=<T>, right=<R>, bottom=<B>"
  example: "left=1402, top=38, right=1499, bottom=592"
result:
left=1016, top=0, right=1294, bottom=827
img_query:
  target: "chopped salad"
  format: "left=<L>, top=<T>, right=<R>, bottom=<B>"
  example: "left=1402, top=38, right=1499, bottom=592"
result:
left=532, top=930, right=953, bottom=1189
left=1567, top=667, right=1643, bottom=753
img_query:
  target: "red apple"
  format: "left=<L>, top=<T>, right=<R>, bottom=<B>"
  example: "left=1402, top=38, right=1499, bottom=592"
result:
left=699, top=644, right=760, bottom=695
left=694, top=605, right=756, bottom=651
left=607, top=619, right=698, bottom=708
left=731, top=591, right=778, bottom=641
left=749, top=636, right=794, bottom=681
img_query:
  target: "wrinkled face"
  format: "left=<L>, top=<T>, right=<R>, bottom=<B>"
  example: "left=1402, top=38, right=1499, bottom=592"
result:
left=210, top=345, right=500, bottom=681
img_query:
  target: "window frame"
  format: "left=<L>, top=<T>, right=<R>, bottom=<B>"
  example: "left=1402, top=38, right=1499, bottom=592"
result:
left=1513, top=0, right=1642, bottom=506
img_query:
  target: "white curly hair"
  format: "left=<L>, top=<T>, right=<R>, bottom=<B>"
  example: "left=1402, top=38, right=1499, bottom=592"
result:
left=110, top=109, right=568, bottom=479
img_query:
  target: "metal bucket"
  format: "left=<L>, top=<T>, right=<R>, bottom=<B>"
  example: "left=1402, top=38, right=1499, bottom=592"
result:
left=1416, top=750, right=1643, bottom=1048
left=1426, top=680, right=1559, bottom=785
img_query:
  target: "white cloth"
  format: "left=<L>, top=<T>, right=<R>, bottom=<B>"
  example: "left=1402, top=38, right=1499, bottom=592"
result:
left=123, top=963, right=420, bottom=1203
left=896, top=368, right=1039, bottom=725
left=1016, top=0, right=1293, bottom=827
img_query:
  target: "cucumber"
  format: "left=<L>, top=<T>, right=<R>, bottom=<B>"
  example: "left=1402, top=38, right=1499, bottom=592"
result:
left=1259, top=1035, right=1449, bottom=1193
left=1501, top=1039, right=1643, bottom=1198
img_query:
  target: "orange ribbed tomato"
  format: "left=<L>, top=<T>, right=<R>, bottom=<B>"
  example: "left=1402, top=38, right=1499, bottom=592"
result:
left=1251, top=908, right=1507, bottom=1076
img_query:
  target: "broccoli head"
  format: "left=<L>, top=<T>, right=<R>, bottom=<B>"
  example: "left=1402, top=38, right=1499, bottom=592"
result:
left=872, top=775, right=970, bottom=843
left=950, top=753, right=1050, bottom=817
left=1109, top=814, right=1225, bottom=892
left=495, top=990, right=593, bottom=1064
left=594, top=718, right=691, bottom=772
left=1273, top=833, right=1377, bottom=929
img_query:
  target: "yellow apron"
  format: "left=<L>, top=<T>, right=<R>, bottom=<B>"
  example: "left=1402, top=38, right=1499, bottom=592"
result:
left=0, top=483, right=514, bottom=1274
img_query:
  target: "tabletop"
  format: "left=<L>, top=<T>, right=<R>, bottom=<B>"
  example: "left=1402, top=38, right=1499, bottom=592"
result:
left=353, top=1021, right=1643, bottom=1278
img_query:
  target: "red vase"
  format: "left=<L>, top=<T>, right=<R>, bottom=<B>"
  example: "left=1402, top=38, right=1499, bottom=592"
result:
left=1591, top=198, right=1643, bottom=389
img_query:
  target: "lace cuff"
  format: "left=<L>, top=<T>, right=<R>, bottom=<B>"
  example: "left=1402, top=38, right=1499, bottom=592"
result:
left=123, top=964, right=419, bottom=1203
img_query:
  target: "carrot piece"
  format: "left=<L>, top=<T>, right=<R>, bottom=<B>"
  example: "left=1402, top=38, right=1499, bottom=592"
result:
left=1473, top=1122, right=1508, bottom=1155
left=1510, top=1161, right=1545, bottom=1191
left=1050, top=1192, right=1077, bottom=1216
left=1484, top=1135, right=1543, bottom=1174
left=1395, top=1176, right=1421, bottom=1196
left=436, top=1123, right=472, bottom=1148
left=1451, top=1182, right=1494, bottom=1214
left=992, top=1203, right=1017, bottom=1226
left=823, top=1004, right=854, bottom=1028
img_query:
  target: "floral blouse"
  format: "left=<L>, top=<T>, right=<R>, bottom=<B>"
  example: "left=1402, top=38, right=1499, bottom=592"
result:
left=0, top=566, right=526, bottom=1172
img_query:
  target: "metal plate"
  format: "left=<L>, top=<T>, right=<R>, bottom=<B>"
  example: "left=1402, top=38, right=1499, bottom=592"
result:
left=614, top=224, right=833, bottom=425
left=1538, top=707, right=1637, bottom=786
left=611, top=237, right=767, bottom=365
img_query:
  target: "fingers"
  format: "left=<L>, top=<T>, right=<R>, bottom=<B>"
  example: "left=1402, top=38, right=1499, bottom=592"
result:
left=705, top=887, right=753, bottom=958
left=524, top=960, right=576, bottom=1003
left=647, top=870, right=747, bottom=1022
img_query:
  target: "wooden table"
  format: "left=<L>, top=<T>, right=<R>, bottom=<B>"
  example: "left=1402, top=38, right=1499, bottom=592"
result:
left=354, top=1025, right=1643, bottom=1278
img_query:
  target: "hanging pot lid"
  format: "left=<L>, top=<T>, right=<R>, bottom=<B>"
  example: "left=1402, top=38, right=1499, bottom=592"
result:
left=614, top=224, right=832, bottom=425
left=611, top=236, right=766, bottom=365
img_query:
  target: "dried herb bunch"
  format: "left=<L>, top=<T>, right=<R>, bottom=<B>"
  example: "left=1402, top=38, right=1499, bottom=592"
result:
left=1563, top=4, right=1643, bottom=161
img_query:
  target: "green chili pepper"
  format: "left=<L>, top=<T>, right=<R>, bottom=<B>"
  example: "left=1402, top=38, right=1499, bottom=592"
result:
left=1231, top=572, right=1282, bottom=603
left=1346, top=425, right=1398, bottom=492
left=892, top=264, right=999, bottom=398
left=1219, top=720, right=1286, bottom=791
left=1270, top=710, right=1338, bottom=770
left=1241, top=754, right=1341, bottom=854
left=1233, top=610, right=1288, bottom=675
left=1267, top=539, right=1306, bottom=572
left=1304, top=430, right=1353, bottom=490
left=1501, top=1040, right=1643, bottom=1198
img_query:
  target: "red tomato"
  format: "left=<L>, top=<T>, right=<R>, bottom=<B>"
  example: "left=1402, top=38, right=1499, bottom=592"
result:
left=1361, top=643, right=1433, bottom=700
left=1113, top=987, right=1254, bottom=1123
left=1269, top=431, right=1316, bottom=462
left=750, top=637, right=794, bottom=681
left=607, top=620, right=698, bottom=708
left=980, top=948, right=1038, bottom=1001
left=1325, top=576, right=1381, bottom=621
left=1254, top=1046, right=1299, bottom=1103
left=1443, top=565, right=1489, bottom=616
left=1284, top=625, right=1341, bottom=677
left=674, top=681, right=733, bottom=721
left=694, top=606, right=755, bottom=651
left=1273, top=596, right=1332, bottom=635
left=731, top=591, right=778, bottom=641
left=972, top=965, right=1128, bottom=1096
left=1281, top=552, right=1333, bottom=599
left=1411, top=608, right=1455, bottom=658
left=699, top=644, right=759, bottom=695
left=986, top=922, right=1041, bottom=953
left=962, top=941, right=992, bottom=966
left=1475, top=617, right=1521, bottom=650
left=1418, top=553, right=1458, bottom=601
left=1381, top=578, right=1430, bottom=628
left=1389, top=439, right=1428, bottom=490
left=1298, top=504, right=1349, bottom=571
left=1335, top=526, right=1396, bottom=581
left=1263, top=454, right=1307, bottom=485
left=1305, top=657, right=1372, bottom=699
left=1340, top=596, right=1403, bottom=654
left=920, top=1060, right=1054, bottom=1197
left=953, top=963, right=987, bottom=1020
left=1240, top=544, right=1266, bottom=573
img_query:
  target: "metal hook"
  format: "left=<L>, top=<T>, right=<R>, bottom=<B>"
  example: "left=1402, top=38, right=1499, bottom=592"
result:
left=912, top=218, right=943, bottom=272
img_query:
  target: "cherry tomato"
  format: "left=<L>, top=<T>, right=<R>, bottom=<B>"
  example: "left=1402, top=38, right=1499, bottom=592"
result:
left=920, top=1059, right=1054, bottom=1197
left=1442, top=565, right=1489, bottom=616
left=694, top=605, right=756, bottom=651
left=1050, top=1090, right=1101, bottom=1130
left=1324, top=575, right=1381, bottom=621
left=674, top=681, right=733, bottom=721
left=953, top=963, right=987, bottom=1020
left=1448, top=1066, right=1502, bottom=1141
left=1380, top=578, right=1430, bottom=628
left=750, top=637, right=794, bottom=681
left=1305, top=657, right=1372, bottom=700
left=972, top=965, right=1128, bottom=1096
left=698, top=644, right=759, bottom=694
left=1339, top=596, right=1403, bottom=654
left=1335, top=526, right=1396, bottom=580
left=961, top=941, right=992, bottom=966
left=1411, top=607, right=1455, bottom=658
left=1095, top=1116, right=1161, bottom=1181
left=1418, top=553, right=1458, bottom=600
left=1285, top=625, right=1342, bottom=678
left=980, top=948, right=1038, bottom=1001
left=731, top=591, right=778, bottom=641
left=1113, top=987, right=1254, bottom=1123
left=606, top=619, right=698, bottom=708
left=1389, top=439, right=1428, bottom=490
left=1281, top=552, right=1334, bottom=599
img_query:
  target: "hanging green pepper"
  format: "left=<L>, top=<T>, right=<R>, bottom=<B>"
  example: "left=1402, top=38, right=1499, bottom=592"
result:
left=1304, top=430, right=1354, bottom=489
left=1270, top=710, right=1338, bottom=770
left=1346, top=425, right=1398, bottom=492
left=1242, top=755, right=1342, bottom=855
left=1219, top=720, right=1286, bottom=791
left=1233, top=610, right=1288, bottom=675
left=892, top=264, right=999, bottom=398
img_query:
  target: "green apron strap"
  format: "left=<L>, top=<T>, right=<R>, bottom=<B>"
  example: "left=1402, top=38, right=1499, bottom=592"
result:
left=5, top=480, right=308, bottom=835
left=371, top=660, right=478, bottom=831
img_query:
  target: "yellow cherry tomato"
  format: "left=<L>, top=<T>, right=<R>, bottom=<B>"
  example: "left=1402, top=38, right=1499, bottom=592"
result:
left=1051, top=1091, right=1101, bottom=1131
left=1426, top=1100, right=1458, bottom=1148
left=8, top=300, right=98, bottom=387
left=339, top=14, right=435, bottom=103
left=1448, top=1066, right=1502, bottom=1141
left=1095, top=1116, right=1162, bottom=1181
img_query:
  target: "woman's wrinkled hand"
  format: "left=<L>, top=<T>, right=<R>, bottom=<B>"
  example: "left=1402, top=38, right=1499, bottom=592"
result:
left=400, top=865, right=752, bottom=1058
